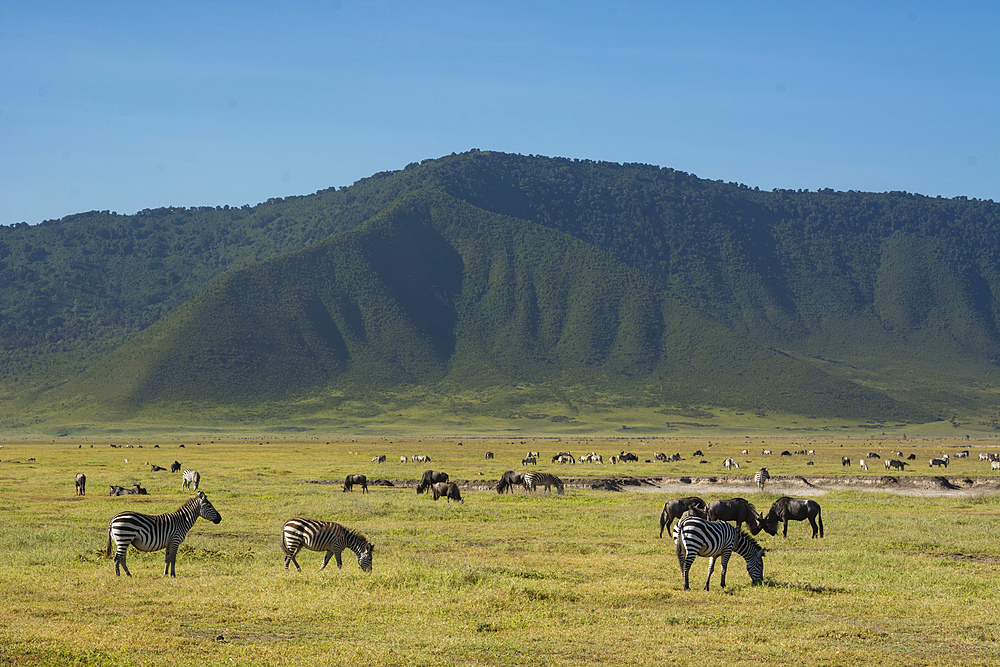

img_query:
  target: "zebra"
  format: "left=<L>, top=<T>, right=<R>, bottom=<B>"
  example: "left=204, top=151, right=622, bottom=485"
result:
left=105, top=491, right=222, bottom=577
left=754, top=468, right=770, bottom=492
left=672, top=515, right=765, bottom=590
left=182, top=469, right=200, bottom=491
left=522, top=471, right=564, bottom=495
left=723, top=457, right=739, bottom=471
left=281, top=518, right=374, bottom=572
left=75, top=473, right=86, bottom=496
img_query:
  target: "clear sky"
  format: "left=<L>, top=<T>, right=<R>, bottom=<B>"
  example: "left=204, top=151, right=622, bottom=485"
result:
left=2, top=1, right=997, bottom=225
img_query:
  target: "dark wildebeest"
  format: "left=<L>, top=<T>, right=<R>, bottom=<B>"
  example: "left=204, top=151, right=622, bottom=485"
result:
left=75, top=473, right=86, bottom=496
left=885, top=459, right=907, bottom=471
left=110, top=483, right=147, bottom=496
left=522, top=456, right=537, bottom=466
left=841, top=457, right=851, bottom=466
left=495, top=470, right=524, bottom=494
left=484, top=452, right=494, bottom=460
left=431, top=482, right=463, bottom=503
left=416, top=470, right=449, bottom=494
left=170, top=461, right=181, bottom=473
left=764, top=496, right=824, bottom=538
left=707, top=498, right=776, bottom=536
left=150, top=464, right=167, bottom=472
left=658, top=496, right=706, bottom=538
left=619, top=451, right=639, bottom=462
left=929, top=457, right=948, bottom=468
left=343, top=474, right=368, bottom=493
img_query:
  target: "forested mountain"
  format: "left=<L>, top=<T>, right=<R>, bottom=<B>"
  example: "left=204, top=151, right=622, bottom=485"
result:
left=2, top=150, right=998, bottom=427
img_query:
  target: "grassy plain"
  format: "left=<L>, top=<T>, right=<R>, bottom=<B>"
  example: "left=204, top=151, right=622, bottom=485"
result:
left=2, top=434, right=1000, bottom=666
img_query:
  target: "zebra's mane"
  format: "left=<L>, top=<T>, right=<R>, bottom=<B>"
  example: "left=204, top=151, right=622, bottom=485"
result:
left=344, top=525, right=372, bottom=549
left=737, top=529, right=763, bottom=552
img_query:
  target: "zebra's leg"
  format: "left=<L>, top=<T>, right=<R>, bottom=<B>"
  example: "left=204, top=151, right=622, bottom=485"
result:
left=704, top=555, right=717, bottom=591
left=718, top=551, right=732, bottom=588
left=115, top=547, right=132, bottom=577
left=681, top=556, right=694, bottom=590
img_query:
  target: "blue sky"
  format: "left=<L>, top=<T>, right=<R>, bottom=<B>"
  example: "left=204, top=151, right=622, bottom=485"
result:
left=2, top=1, right=997, bottom=225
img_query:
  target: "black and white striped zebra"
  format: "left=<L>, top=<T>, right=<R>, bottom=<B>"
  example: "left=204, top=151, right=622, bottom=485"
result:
left=105, top=491, right=222, bottom=577
left=282, top=518, right=374, bottom=572
left=754, top=468, right=770, bottom=492
left=672, top=515, right=765, bottom=590
left=182, top=469, right=200, bottom=491
left=522, top=471, right=564, bottom=495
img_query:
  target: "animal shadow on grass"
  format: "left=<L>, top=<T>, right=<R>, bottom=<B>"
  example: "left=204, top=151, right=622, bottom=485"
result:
left=752, top=579, right=846, bottom=595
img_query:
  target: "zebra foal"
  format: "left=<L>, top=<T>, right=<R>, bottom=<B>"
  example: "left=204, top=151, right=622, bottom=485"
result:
left=282, top=518, right=374, bottom=572
left=673, top=515, right=765, bottom=590
left=105, top=491, right=222, bottom=577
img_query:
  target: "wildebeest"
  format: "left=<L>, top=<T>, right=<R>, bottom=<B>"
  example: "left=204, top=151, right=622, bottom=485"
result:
left=170, top=461, right=181, bottom=473
left=343, top=474, right=368, bottom=493
left=658, top=496, right=707, bottom=538
left=764, top=496, right=824, bottom=538
left=75, top=473, right=86, bottom=496
left=495, top=470, right=524, bottom=494
left=431, top=481, right=463, bottom=502
left=929, top=457, right=948, bottom=468
left=618, top=451, right=639, bottom=462
left=907, top=453, right=917, bottom=460
left=885, top=459, right=907, bottom=471
left=484, top=452, right=494, bottom=460
left=150, top=464, right=167, bottom=472
left=182, top=469, right=200, bottom=491
left=522, top=456, right=537, bottom=466
left=707, top=498, right=776, bottom=536
left=867, top=452, right=881, bottom=459
left=109, top=484, right=147, bottom=496
left=416, top=470, right=449, bottom=494
left=372, top=455, right=387, bottom=464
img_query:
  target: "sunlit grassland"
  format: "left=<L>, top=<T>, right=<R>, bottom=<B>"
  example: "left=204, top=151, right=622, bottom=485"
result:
left=1, top=436, right=1000, bottom=666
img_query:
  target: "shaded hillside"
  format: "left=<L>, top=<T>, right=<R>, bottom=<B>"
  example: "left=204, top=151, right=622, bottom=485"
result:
left=61, top=190, right=925, bottom=422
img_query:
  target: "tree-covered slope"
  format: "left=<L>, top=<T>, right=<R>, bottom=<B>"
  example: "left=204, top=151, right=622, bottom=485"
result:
left=58, top=190, right=925, bottom=422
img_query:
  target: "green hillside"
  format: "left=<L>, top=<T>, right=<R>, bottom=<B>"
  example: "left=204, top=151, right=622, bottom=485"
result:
left=2, top=150, right=999, bottom=428
left=57, top=190, right=925, bottom=423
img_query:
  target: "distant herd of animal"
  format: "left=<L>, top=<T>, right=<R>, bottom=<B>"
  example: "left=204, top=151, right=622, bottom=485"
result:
left=74, top=443, right=993, bottom=587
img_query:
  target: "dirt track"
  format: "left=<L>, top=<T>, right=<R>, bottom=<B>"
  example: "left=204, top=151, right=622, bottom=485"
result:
left=311, top=474, right=1000, bottom=497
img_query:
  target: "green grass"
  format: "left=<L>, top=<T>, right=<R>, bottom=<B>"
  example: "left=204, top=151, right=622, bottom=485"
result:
left=2, top=435, right=1000, bottom=665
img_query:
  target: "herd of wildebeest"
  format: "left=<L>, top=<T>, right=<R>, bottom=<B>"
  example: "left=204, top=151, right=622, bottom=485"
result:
left=42, top=439, right=998, bottom=585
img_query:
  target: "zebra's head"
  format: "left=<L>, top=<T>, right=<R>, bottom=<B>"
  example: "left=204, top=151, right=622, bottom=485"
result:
left=196, top=491, right=222, bottom=524
left=358, top=542, right=374, bottom=572
left=737, top=532, right=765, bottom=585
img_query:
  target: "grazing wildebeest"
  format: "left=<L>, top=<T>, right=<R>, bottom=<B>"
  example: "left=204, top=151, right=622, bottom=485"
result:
left=484, top=452, right=494, bottom=460
left=780, top=450, right=792, bottom=457
left=658, top=496, right=707, bottom=538
left=495, top=470, right=524, bottom=494
left=522, top=456, right=537, bottom=466
left=416, top=470, right=449, bottom=494
left=372, top=455, right=387, bottom=464
left=170, top=461, right=181, bottom=473
left=706, top=498, right=776, bottom=536
left=867, top=452, right=881, bottom=459
left=907, top=453, right=916, bottom=461
left=343, top=474, right=368, bottom=493
left=841, top=457, right=851, bottom=467
left=692, top=450, right=704, bottom=457
left=764, top=496, right=824, bottom=538
left=431, top=481, right=463, bottom=503
left=182, top=469, right=200, bottom=491
left=885, top=459, right=907, bottom=471
left=75, top=473, right=86, bottom=496
left=929, top=457, right=948, bottom=468
left=619, top=451, right=639, bottom=462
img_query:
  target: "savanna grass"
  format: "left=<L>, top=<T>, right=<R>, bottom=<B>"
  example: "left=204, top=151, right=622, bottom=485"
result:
left=1, top=435, right=999, bottom=666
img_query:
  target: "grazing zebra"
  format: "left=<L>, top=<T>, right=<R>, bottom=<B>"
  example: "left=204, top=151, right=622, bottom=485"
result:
left=372, top=455, right=387, bottom=464
left=75, top=473, right=86, bottom=496
left=521, top=456, right=537, bottom=466
left=522, top=471, right=564, bottom=495
left=859, top=459, right=868, bottom=471
left=723, top=457, right=739, bottom=471
left=105, top=491, right=222, bottom=577
left=754, top=468, right=770, bottom=492
left=182, top=469, right=200, bottom=491
left=281, top=518, right=374, bottom=572
left=672, top=515, right=765, bottom=590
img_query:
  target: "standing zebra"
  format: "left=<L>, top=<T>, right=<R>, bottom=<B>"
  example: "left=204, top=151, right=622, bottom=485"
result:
left=75, top=473, right=86, bottom=496
left=105, top=491, right=222, bottom=577
left=522, top=471, right=564, bottom=495
left=754, top=468, right=770, bottom=492
left=281, top=518, right=374, bottom=572
left=673, top=515, right=765, bottom=590
left=182, top=469, right=200, bottom=491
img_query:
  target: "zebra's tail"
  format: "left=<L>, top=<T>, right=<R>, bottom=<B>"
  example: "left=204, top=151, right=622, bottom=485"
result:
left=105, top=528, right=114, bottom=559
left=675, top=523, right=687, bottom=572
